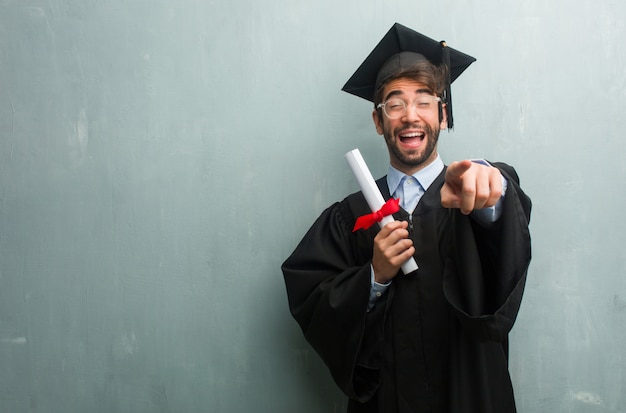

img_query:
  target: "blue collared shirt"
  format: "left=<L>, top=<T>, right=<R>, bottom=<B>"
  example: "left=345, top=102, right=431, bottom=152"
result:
left=387, top=155, right=445, bottom=212
left=367, top=156, right=508, bottom=310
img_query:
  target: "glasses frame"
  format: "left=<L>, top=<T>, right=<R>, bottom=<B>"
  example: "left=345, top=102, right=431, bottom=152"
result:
left=376, top=95, right=442, bottom=119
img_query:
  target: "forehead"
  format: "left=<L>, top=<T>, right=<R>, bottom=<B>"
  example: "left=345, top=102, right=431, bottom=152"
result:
left=381, top=78, right=432, bottom=100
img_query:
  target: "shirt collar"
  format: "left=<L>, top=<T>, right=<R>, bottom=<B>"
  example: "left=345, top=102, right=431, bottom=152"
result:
left=387, top=155, right=444, bottom=195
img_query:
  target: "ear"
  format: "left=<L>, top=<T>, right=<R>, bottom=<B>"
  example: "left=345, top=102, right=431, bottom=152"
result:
left=372, top=109, right=384, bottom=135
left=440, top=103, right=448, bottom=130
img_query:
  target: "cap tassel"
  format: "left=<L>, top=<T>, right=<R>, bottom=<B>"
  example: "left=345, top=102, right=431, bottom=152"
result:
left=440, top=41, right=453, bottom=130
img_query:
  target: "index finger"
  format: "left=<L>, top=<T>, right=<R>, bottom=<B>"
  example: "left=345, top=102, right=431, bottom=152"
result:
left=445, top=160, right=473, bottom=185
left=377, top=220, right=408, bottom=236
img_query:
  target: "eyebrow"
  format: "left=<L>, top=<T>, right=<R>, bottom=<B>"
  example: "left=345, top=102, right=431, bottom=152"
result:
left=384, top=88, right=432, bottom=101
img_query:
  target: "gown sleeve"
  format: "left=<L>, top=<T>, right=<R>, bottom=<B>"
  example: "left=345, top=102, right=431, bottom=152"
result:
left=281, top=198, right=383, bottom=402
left=443, top=162, right=532, bottom=342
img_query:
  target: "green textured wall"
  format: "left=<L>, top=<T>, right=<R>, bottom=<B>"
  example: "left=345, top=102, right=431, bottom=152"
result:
left=1, top=1, right=625, bottom=412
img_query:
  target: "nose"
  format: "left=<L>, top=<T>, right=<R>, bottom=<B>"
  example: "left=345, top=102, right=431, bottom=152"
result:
left=402, top=104, right=422, bottom=123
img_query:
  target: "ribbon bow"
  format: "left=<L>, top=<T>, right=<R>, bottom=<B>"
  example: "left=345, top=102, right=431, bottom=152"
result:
left=352, top=198, right=400, bottom=232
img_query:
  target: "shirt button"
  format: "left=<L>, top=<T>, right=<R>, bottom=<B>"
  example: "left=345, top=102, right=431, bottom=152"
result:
left=376, top=292, right=382, bottom=297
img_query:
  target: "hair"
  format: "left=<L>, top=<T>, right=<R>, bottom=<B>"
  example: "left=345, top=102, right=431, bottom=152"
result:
left=373, top=59, right=448, bottom=123
left=373, top=59, right=447, bottom=107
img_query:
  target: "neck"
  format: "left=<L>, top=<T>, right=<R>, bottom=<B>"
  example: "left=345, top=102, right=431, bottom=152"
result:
left=391, top=152, right=439, bottom=176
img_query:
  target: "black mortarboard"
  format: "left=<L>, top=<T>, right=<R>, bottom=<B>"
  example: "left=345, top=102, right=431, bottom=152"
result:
left=342, top=23, right=476, bottom=129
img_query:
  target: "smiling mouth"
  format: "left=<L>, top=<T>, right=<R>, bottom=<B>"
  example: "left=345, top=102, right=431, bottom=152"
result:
left=398, top=130, right=425, bottom=146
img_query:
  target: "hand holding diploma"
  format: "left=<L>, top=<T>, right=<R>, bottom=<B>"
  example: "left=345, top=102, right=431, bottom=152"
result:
left=345, top=149, right=418, bottom=277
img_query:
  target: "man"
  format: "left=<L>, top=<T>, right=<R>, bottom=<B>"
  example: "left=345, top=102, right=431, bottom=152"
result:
left=282, top=23, right=532, bottom=413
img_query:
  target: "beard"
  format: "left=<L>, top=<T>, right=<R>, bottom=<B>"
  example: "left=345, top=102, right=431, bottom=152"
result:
left=383, top=121, right=441, bottom=169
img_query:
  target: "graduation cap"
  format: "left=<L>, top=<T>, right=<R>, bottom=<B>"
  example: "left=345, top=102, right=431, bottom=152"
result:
left=342, top=23, right=476, bottom=129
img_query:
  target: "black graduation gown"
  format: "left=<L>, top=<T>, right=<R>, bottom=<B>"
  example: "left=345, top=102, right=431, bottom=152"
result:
left=282, top=163, right=532, bottom=413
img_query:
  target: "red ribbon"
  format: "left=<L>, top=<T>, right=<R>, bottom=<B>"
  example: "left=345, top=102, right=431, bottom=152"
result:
left=352, top=198, right=400, bottom=232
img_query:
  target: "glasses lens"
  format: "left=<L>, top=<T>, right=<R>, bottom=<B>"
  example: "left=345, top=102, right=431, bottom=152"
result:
left=383, top=98, right=405, bottom=119
left=416, top=95, right=435, bottom=110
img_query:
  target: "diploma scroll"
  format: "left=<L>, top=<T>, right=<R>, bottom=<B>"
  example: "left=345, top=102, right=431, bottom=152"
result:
left=345, top=148, right=419, bottom=274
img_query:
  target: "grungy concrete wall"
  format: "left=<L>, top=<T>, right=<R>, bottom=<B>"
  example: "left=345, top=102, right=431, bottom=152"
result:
left=0, top=1, right=624, bottom=412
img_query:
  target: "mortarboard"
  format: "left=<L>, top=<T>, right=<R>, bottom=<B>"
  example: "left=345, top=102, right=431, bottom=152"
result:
left=342, top=23, right=476, bottom=129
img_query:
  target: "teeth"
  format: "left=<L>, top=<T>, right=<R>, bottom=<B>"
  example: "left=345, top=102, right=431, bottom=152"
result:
left=400, top=132, right=423, bottom=138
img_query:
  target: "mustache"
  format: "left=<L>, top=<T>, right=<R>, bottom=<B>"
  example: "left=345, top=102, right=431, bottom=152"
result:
left=395, top=124, right=433, bottom=135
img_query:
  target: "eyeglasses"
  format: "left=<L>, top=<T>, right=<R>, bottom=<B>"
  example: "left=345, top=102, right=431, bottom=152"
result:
left=376, top=95, right=442, bottom=119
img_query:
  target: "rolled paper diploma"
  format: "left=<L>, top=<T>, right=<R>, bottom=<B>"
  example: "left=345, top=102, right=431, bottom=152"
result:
left=345, top=149, right=419, bottom=274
